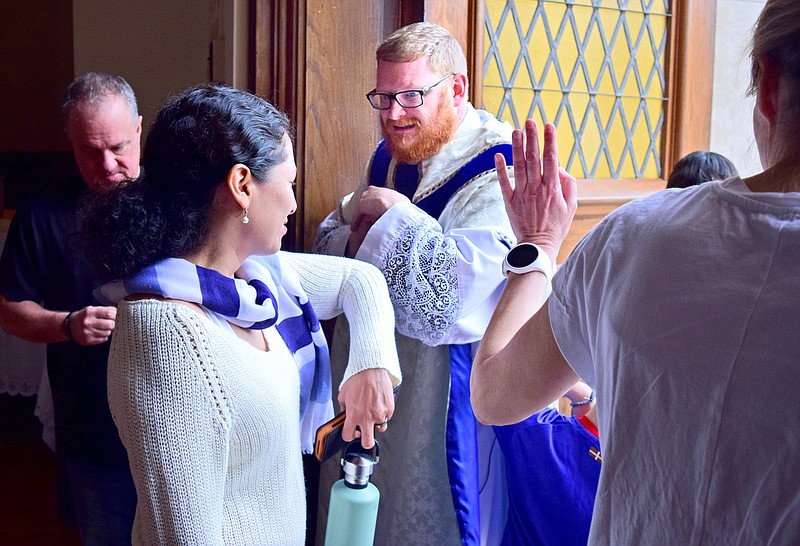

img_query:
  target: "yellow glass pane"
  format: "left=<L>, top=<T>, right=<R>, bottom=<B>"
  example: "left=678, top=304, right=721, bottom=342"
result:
left=496, top=106, right=516, bottom=127
left=485, top=0, right=506, bottom=13
left=550, top=4, right=577, bottom=88
left=621, top=95, right=641, bottom=134
left=497, top=22, right=524, bottom=82
left=646, top=98, right=664, bottom=130
left=516, top=0, right=536, bottom=32
left=643, top=15, right=668, bottom=97
left=516, top=64, right=535, bottom=94
left=578, top=100, right=604, bottom=176
left=582, top=7, right=609, bottom=93
left=645, top=0, right=669, bottom=16
left=636, top=40, right=656, bottom=98
left=641, top=150, right=661, bottom=178
left=484, top=50, right=503, bottom=87
left=510, top=87, right=536, bottom=122
left=529, top=7, right=551, bottom=86
left=646, top=100, right=665, bottom=163
left=618, top=12, right=642, bottom=98
left=592, top=10, right=620, bottom=95
left=557, top=126, right=578, bottom=174
left=539, top=88, right=560, bottom=125
left=631, top=98, right=665, bottom=177
left=558, top=92, right=585, bottom=178
left=483, top=86, right=506, bottom=119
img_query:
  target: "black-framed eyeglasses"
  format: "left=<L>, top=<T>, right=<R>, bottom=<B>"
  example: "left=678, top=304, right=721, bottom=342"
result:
left=366, top=73, right=455, bottom=110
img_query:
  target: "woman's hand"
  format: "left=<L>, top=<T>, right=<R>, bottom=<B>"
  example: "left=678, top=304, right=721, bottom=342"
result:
left=495, top=120, right=577, bottom=260
left=338, top=368, right=395, bottom=449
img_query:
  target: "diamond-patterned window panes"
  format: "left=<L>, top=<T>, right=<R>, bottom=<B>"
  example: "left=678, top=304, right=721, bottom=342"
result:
left=484, top=0, right=670, bottom=179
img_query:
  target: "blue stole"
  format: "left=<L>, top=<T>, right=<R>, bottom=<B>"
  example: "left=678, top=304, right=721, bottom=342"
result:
left=369, top=140, right=513, bottom=545
left=368, top=139, right=513, bottom=220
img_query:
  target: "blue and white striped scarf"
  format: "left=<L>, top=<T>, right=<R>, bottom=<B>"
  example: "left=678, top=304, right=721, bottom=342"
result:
left=96, top=252, right=334, bottom=453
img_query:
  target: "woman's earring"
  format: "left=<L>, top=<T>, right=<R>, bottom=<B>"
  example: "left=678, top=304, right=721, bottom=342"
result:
left=241, top=208, right=250, bottom=224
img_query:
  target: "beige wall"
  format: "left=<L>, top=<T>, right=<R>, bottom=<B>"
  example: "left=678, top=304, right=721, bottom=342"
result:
left=0, top=0, right=218, bottom=153
left=0, top=1, right=74, bottom=152
left=710, top=0, right=767, bottom=177
left=72, top=0, right=213, bottom=132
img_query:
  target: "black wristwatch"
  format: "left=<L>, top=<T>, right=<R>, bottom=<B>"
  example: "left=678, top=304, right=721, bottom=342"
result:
left=502, top=243, right=553, bottom=279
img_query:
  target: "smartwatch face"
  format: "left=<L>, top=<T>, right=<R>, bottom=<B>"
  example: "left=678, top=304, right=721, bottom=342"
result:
left=508, top=244, right=539, bottom=268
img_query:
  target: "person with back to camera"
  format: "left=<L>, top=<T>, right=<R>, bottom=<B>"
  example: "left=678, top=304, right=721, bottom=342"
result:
left=471, top=0, right=800, bottom=542
left=82, top=84, right=401, bottom=545
left=667, top=150, right=739, bottom=189
left=314, top=22, right=516, bottom=545
left=0, top=72, right=140, bottom=544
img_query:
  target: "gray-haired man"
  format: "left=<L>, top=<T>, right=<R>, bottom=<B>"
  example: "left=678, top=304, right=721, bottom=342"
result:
left=0, top=72, right=141, bottom=544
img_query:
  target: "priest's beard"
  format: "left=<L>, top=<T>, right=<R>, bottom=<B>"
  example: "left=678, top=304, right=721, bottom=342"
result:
left=382, top=96, right=459, bottom=164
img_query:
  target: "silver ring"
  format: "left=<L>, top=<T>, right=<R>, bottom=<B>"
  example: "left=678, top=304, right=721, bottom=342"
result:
left=376, top=418, right=388, bottom=429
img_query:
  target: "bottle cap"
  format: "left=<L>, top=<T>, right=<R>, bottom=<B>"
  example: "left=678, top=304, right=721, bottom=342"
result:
left=341, top=453, right=376, bottom=488
left=340, top=440, right=380, bottom=489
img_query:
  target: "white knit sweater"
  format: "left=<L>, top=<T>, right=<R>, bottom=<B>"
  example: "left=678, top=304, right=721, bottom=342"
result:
left=108, top=253, right=400, bottom=545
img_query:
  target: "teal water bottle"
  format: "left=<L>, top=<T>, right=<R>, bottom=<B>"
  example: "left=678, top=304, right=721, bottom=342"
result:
left=324, top=441, right=380, bottom=546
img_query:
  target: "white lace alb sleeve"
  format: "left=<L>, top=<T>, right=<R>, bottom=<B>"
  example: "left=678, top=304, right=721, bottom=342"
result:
left=355, top=177, right=514, bottom=347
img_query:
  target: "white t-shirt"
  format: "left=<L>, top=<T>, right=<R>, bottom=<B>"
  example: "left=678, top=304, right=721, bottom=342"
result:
left=549, top=177, right=800, bottom=544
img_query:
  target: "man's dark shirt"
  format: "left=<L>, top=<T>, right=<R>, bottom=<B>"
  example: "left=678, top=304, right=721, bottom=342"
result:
left=0, top=180, right=128, bottom=465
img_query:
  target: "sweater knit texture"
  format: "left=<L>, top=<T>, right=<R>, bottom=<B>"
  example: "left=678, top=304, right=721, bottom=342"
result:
left=109, top=253, right=399, bottom=545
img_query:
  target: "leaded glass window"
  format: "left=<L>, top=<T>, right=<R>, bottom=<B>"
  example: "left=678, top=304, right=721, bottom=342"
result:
left=483, top=0, right=670, bottom=179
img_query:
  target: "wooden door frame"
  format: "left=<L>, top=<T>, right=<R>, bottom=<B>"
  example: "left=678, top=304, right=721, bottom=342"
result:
left=252, top=0, right=406, bottom=251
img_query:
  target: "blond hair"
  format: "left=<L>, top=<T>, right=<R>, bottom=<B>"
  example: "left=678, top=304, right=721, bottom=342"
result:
left=377, top=22, right=468, bottom=79
left=749, top=0, right=800, bottom=99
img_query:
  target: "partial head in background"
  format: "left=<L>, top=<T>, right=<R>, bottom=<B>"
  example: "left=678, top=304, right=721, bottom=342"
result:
left=666, top=151, right=739, bottom=189
left=748, top=0, right=800, bottom=170
left=86, top=84, right=295, bottom=280
left=62, top=72, right=142, bottom=191
left=370, top=22, right=469, bottom=163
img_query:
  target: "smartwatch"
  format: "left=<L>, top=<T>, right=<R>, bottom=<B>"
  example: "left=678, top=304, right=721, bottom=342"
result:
left=502, top=242, right=553, bottom=279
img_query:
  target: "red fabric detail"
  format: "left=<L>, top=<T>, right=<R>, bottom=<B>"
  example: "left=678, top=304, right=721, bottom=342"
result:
left=577, top=415, right=600, bottom=439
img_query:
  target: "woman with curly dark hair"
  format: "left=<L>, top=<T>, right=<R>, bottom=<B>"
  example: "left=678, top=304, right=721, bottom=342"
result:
left=85, top=84, right=400, bottom=545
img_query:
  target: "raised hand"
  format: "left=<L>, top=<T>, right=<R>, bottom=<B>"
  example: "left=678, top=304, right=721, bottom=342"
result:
left=495, top=120, right=577, bottom=260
